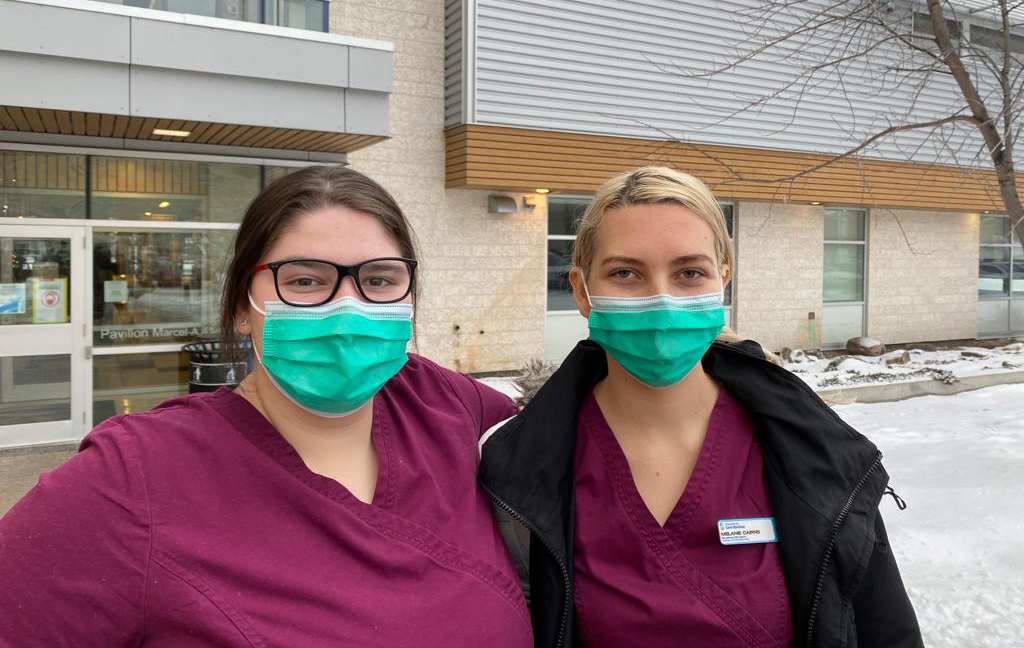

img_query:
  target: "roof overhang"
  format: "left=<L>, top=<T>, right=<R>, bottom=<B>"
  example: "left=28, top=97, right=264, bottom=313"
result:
left=0, top=0, right=393, bottom=158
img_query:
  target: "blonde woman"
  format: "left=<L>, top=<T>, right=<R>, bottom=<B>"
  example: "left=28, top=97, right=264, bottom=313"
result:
left=479, top=167, right=922, bottom=648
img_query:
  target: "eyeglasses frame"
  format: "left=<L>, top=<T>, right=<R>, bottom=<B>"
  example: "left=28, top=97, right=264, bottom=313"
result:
left=251, top=257, right=418, bottom=306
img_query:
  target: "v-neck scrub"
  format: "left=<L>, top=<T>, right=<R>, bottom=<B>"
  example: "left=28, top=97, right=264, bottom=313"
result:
left=0, top=354, right=533, bottom=647
left=572, top=387, right=793, bottom=648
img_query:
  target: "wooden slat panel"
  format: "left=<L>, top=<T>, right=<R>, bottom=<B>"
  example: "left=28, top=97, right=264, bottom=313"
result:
left=186, top=121, right=214, bottom=143
left=180, top=121, right=199, bottom=141
left=124, top=116, right=144, bottom=139
left=84, top=112, right=101, bottom=137
left=98, top=114, right=115, bottom=138
left=221, top=125, right=257, bottom=147
left=23, top=108, right=46, bottom=132
left=206, top=124, right=241, bottom=145
left=70, top=111, right=86, bottom=134
left=445, top=124, right=1022, bottom=212
left=55, top=110, right=73, bottom=134
left=277, top=130, right=317, bottom=150
left=138, top=117, right=158, bottom=140
left=38, top=110, right=59, bottom=134
left=7, top=107, right=31, bottom=131
left=111, top=116, right=129, bottom=138
left=0, top=107, right=17, bottom=130
left=259, top=128, right=303, bottom=149
left=194, top=122, right=226, bottom=144
left=0, top=106, right=383, bottom=155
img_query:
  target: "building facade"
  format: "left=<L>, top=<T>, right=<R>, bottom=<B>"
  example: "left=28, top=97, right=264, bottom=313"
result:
left=442, top=0, right=1023, bottom=358
left=1, top=0, right=1022, bottom=450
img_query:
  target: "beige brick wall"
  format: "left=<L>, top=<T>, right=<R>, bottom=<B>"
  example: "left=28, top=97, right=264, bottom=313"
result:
left=733, top=202, right=824, bottom=351
left=866, top=208, right=978, bottom=344
left=331, top=1, right=546, bottom=372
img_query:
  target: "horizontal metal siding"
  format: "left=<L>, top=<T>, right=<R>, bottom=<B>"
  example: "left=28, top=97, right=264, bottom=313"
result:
left=473, top=0, right=996, bottom=166
left=444, top=0, right=464, bottom=128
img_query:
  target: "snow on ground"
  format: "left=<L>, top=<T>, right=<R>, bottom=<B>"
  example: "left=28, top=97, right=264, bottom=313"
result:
left=477, top=376, right=521, bottom=400
left=835, top=385, right=1024, bottom=648
left=786, top=342, right=1024, bottom=390
left=480, top=373, right=1024, bottom=646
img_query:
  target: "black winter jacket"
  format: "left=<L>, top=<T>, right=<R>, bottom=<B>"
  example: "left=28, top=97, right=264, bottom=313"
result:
left=478, top=340, right=924, bottom=648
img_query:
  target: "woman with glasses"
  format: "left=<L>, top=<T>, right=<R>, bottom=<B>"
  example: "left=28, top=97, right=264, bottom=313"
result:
left=479, top=167, right=922, bottom=648
left=0, top=166, right=533, bottom=647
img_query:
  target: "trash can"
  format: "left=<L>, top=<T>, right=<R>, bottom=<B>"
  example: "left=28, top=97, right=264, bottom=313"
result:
left=182, top=339, right=250, bottom=394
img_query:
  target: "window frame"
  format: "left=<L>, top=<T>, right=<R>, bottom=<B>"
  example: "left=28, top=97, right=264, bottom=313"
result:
left=823, top=207, right=868, bottom=305
left=544, top=196, right=738, bottom=313
left=979, top=213, right=1022, bottom=300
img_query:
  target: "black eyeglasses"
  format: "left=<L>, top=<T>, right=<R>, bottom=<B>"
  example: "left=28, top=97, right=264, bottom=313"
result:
left=252, top=257, right=417, bottom=306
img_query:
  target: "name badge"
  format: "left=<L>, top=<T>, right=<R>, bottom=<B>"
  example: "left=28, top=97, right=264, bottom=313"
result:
left=718, top=517, right=778, bottom=545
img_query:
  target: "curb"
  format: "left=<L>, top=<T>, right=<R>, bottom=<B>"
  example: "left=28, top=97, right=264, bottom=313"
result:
left=816, top=369, right=1024, bottom=404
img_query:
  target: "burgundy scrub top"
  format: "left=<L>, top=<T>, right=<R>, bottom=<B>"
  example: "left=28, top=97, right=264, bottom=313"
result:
left=573, top=387, right=793, bottom=648
left=0, top=354, right=533, bottom=648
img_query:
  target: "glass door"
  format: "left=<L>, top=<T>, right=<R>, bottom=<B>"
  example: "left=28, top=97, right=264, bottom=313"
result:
left=0, top=224, right=87, bottom=447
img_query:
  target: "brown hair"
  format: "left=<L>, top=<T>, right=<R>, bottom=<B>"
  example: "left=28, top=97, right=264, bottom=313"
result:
left=218, top=165, right=419, bottom=361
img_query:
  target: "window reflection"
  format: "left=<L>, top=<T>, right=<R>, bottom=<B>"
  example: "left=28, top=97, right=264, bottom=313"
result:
left=0, top=151, right=86, bottom=220
left=90, top=157, right=259, bottom=224
left=93, top=230, right=234, bottom=346
left=92, top=352, right=188, bottom=425
left=0, top=354, right=71, bottom=425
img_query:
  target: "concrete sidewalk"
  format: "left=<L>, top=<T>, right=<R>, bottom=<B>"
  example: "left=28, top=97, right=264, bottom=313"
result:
left=0, top=442, right=76, bottom=516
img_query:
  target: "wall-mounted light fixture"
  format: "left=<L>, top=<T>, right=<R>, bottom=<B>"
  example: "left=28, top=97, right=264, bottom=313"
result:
left=522, top=196, right=537, bottom=211
left=152, top=128, right=191, bottom=138
left=488, top=195, right=518, bottom=214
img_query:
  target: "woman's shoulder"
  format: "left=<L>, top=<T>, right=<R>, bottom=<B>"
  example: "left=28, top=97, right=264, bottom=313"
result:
left=397, top=353, right=483, bottom=395
left=86, top=389, right=241, bottom=461
left=394, top=354, right=517, bottom=431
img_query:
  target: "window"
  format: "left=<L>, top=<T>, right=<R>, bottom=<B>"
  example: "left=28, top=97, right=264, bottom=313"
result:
left=970, top=24, right=1024, bottom=55
left=546, top=196, right=589, bottom=312
left=92, top=0, right=328, bottom=32
left=0, top=151, right=86, bottom=220
left=90, top=157, right=261, bottom=224
left=721, top=203, right=735, bottom=307
left=979, top=214, right=1022, bottom=298
left=823, top=208, right=866, bottom=303
left=92, top=229, right=235, bottom=347
left=913, top=12, right=962, bottom=41
left=545, top=197, right=737, bottom=310
left=978, top=213, right=1023, bottom=335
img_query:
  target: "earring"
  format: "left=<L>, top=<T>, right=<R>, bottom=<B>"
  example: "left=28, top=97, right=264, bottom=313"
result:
left=238, top=318, right=248, bottom=325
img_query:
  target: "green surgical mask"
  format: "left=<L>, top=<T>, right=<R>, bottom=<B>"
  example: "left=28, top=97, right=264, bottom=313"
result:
left=583, top=281, right=725, bottom=388
left=250, top=295, right=413, bottom=417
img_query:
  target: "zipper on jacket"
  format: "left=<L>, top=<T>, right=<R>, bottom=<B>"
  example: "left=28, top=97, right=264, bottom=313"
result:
left=480, top=483, right=571, bottom=648
left=804, top=452, right=882, bottom=647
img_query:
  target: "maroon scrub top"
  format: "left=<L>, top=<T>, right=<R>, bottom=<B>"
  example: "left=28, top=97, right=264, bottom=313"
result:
left=0, top=354, right=532, bottom=648
left=573, top=387, right=793, bottom=648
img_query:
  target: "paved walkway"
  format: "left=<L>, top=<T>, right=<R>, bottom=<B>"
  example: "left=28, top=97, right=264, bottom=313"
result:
left=0, top=443, right=76, bottom=516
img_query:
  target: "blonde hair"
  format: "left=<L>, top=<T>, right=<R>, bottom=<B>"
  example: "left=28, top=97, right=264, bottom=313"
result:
left=573, top=166, right=781, bottom=366
left=572, top=166, right=734, bottom=278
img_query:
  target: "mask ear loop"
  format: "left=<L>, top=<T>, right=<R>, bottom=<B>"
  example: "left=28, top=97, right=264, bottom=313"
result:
left=578, top=271, right=594, bottom=308
left=246, top=292, right=266, bottom=363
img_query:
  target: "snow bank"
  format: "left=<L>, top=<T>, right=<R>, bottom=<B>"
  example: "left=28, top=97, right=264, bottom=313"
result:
left=786, top=343, right=1024, bottom=390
